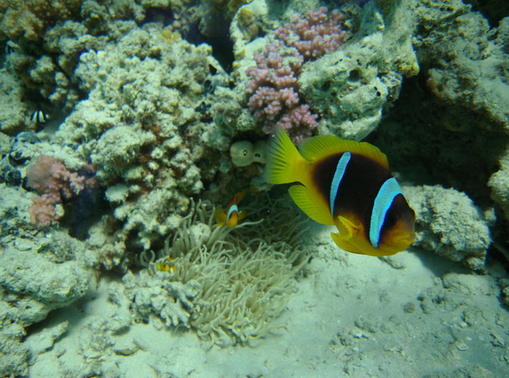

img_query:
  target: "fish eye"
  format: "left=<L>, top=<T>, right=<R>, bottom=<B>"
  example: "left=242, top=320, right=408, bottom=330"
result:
left=243, top=150, right=248, bottom=156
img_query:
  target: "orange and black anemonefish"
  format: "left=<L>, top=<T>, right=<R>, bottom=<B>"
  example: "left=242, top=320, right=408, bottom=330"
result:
left=264, top=127, right=416, bottom=257
left=214, top=189, right=248, bottom=228
left=156, top=257, right=177, bottom=273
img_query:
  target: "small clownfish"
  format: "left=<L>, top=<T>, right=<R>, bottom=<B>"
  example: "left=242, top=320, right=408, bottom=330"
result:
left=214, top=189, right=248, bottom=228
left=156, top=257, right=177, bottom=273
left=264, top=127, right=416, bottom=257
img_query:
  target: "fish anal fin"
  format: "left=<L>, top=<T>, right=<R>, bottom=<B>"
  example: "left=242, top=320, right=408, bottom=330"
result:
left=288, top=185, right=334, bottom=225
left=299, top=134, right=389, bottom=169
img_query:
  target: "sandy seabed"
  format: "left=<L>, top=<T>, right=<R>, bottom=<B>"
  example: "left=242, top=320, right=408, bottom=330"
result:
left=26, top=222, right=509, bottom=378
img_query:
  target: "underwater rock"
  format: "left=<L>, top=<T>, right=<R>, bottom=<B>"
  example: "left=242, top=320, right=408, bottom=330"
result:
left=0, top=71, right=32, bottom=136
left=414, top=0, right=509, bottom=134
left=489, top=148, right=509, bottom=230
left=0, top=182, right=99, bottom=376
left=298, top=0, right=418, bottom=140
left=497, top=17, right=509, bottom=54
left=405, top=185, right=492, bottom=270
left=0, top=208, right=91, bottom=376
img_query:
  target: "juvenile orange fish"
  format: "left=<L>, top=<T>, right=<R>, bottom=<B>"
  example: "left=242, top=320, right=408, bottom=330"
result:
left=214, top=189, right=248, bottom=228
left=156, top=257, right=177, bottom=273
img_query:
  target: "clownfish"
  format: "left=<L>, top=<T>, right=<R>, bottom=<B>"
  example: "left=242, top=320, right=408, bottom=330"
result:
left=156, top=257, right=177, bottom=273
left=264, top=127, right=415, bottom=257
left=214, top=189, right=248, bottom=227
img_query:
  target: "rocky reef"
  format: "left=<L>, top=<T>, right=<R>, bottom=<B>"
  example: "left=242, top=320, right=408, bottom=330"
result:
left=1, top=0, right=509, bottom=376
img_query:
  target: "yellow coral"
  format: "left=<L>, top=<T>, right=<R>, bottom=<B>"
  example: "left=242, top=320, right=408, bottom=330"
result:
left=237, top=6, right=259, bottom=40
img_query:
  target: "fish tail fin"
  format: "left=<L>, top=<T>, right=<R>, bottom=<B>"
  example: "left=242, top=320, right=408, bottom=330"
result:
left=214, top=208, right=226, bottom=227
left=264, top=126, right=307, bottom=185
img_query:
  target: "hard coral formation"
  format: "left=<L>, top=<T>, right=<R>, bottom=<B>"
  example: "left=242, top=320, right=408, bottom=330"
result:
left=0, top=0, right=83, bottom=42
left=274, top=7, right=347, bottom=60
left=26, top=155, right=86, bottom=227
left=0, top=71, right=32, bottom=135
left=56, top=22, right=229, bottom=251
left=246, top=7, right=347, bottom=143
left=298, top=0, right=419, bottom=140
left=405, top=185, right=492, bottom=270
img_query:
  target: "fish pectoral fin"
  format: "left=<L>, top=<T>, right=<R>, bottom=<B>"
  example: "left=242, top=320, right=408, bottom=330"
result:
left=331, top=215, right=367, bottom=255
left=334, top=215, right=361, bottom=237
left=331, top=232, right=366, bottom=255
left=289, top=185, right=335, bottom=225
left=214, top=208, right=226, bottom=227
left=238, top=210, right=247, bottom=222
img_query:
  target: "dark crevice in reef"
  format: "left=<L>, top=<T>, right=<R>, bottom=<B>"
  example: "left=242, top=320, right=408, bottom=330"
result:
left=366, top=72, right=508, bottom=209
left=463, top=0, right=509, bottom=28
left=182, top=23, right=235, bottom=73
left=143, top=7, right=176, bottom=26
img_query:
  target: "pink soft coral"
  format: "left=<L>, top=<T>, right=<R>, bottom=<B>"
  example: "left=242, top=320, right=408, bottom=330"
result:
left=27, top=155, right=85, bottom=227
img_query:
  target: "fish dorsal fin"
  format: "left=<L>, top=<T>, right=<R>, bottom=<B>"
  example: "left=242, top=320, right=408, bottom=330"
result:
left=233, top=189, right=248, bottom=204
left=298, top=134, right=389, bottom=169
left=288, top=185, right=335, bottom=225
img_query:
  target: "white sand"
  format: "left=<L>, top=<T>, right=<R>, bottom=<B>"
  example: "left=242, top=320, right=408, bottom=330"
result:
left=26, top=223, right=509, bottom=377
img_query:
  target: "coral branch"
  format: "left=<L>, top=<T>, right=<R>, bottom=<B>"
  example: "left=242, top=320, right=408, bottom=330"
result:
left=246, top=7, right=347, bottom=142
